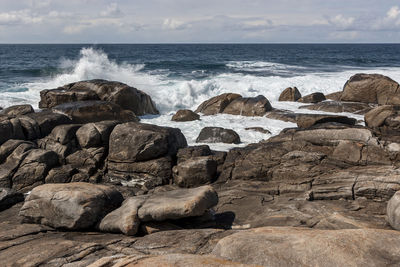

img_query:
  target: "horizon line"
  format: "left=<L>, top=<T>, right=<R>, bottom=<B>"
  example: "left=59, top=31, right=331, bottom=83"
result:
left=0, top=42, right=400, bottom=45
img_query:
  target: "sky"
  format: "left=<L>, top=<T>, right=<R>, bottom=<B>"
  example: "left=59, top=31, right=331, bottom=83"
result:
left=0, top=0, right=400, bottom=43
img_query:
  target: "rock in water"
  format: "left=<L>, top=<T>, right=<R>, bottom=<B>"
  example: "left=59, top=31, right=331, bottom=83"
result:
left=387, top=191, right=400, bottom=230
left=171, top=109, right=200, bottom=122
left=298, top=92, right=326, bottom=103
left=19, top=182, right=123, bottom=230
left=279, top=87, right=302, bottom=101
left=341, top=73, right=400, bottom=104
left=223, top=95, right=273, bottom=116
left=195, top=93, right=242, bottom=115
left=196, top=127, right=241, bottom=144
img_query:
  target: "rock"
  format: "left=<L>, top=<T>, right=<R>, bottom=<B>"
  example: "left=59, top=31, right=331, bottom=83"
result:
left=44, top=165, right=78, bottom=184
left=47, top=124, right=81, bottom=145
left=296, top=114, right=356, bottom=128
left=23, top=111, right=72, bottom=138
left=298, top=92, right=326, bottom=103
left=52, top=100, right=139, bottom=124
left=212, top=227, right=400, bottom=266
left=245, top=127, right=271, bottom=134
left=0, top=188, right=24, bottom=211
left=387, top=191, right=400, bottom=230
left=299, top=101, right=373, bottom=115
left=99, top=197, right=145, bottom=236
left=326, top=91, right=342, bottom=101
left=223, top=95, right=273, bottom=116
left=364, top=105, right=395, bottom=128
left=172, top=109, right=200, bottom=122
left=19, top=182, right=123, bottom=230
left=0, top=139, right=34, bottom=163
left=66, top=147, right=106, bottom=181
left=173, top=156, right=217, bottom=188
left=195, top=93, right=242, bottom=115
left=196, top=127, right=240, bottom=144
left=40, top=79, right=159, bottom=115
left=138, top=185, right=218, bottom=221
left=0, top=118, right=24, bottom=145
left=108, top=122, right=187, bottom=163
left=265, top=109, right=298, bottom=123
left=176, top=145, right=213, bottom=164
left=341, top=73, right=400, bottom=104
left=2, top=104, right=34, bottom=117
left=76, top=120, right=119, bottom=148
left=278, top=87, right=301, bottom=101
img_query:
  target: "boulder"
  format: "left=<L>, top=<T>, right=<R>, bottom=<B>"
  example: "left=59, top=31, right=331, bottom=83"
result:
left=176, top=145, right=212, bottom=164
left=0, top=118, right=24, bottom=145
left=44, top=165, right=78, bottom=184
left=364, top=105, right=395, bottom=128
left=171, top=109, right=200, bottom=122
left=23, top=111, right=72, bottom=138
left=296, top=114, right=356, bottom=128
left=196, top=127, right=240, bottom=144
left=138, top=185, right=218, bottom=221
left=299, top=101, right=373, bottom=115
left=0, top=188, right=24, bottom=211
left=223, top=95, right=272, bottom=116
left=195, top=93, right=242, bottom=115
left=40, top=79, right=159, bottom=115
left=325, top=91, right=342, bottom=101
left=387, top=191, right=400, bottom=230
left=19, top=182, right=123, bottom=230
left=2, top=104, right=34, bottom=117
left=173, top=156, right=217, bottom=188
left=245, top=127, right=271, bottom=134
left=341, top=73, right=400, bottom=104
left=212, top=227, right=400, bottom=266
left=278, top=87, right=301, bottom=101
left=76, top=121, right=119, bottom=148
left=52, top=101, right=138, bottom=124
left=298, top=92, right=326, bottom=103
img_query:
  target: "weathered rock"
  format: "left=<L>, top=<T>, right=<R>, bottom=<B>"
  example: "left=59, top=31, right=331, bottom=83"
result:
left=196, top=127, right=240, bottom=144
left=44, top=165, right=78, bottom=184
left=2, top=104, right=34, bottom=117
left=0, top=139, right=34, bottom=164
left=23, top=111, right=72, bottom=138
left=0, top=188, right=24, bottom=211
left=173, top=156, right=217, bottom=188
left=298, top=92, right=326, bottom=103
left=19, top=182, right=123, bottom=229
left=0, top=118, right=25, bottom=145
left=66, top=147, right=106, bottom=181
left=99, top=197, right=145, bottom=236
left=195, top=93, right=242, bottom=115
left=265, top=109, right=298, bottom=123
left=212, top=227, right=400, bottom=266
left=364, top=105, right=395, bottom=128
left=172, top=109, right=200, bottom=122
left=341, top=73, right=400, bottom=104
left=138, top=185, right=218, bottom=221
left=387, top=191, right=400, bottom=230
left=278, top=87, right=301, bottom=101
left=52, top=100, right=138, bottom=124
left=245, top=127, right=271, bottom=134
left=326, top=91, right=342, bottom=101
left=296, top=114, right=356, bottom=128
left=76, top=121, right=119, bottom=148
left=47, top=124, right=81, bottom=145
left=299, top=101, right=373, bottom=115
left=40, top=79, right=159, bottom=115
left=223, top=95, right=273, bottom=116
left=176, top=145, right=212, bottom=164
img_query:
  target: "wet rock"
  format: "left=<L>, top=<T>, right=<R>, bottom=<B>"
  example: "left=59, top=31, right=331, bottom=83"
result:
left=0, top=188, right=24, bottom=211
left=296, top=114, right=356, bottom=128
left=173, top=156, right=217, bottom=188
left=278, top=87, right=301, bottom=101
left=223, top=95, right=273, bottom=116
left=298, top=92, right=326, bottom=103
left=195, top=93, right=242, bottom=115
left=387, top=191, right=400, bottom=230
left=52, top=100, right=138, bottom=124
left=40, top=79, right=159, bottom=115
left=299, top=101, right=373, bottom=115
left=341, top=73, right=400, bottom=105
left=19, top=182, right=123, bottom=230
left=212, top=227, right=400, bottom=266
left=245, top=127, right=271, bottom=134
left=172, top=109, right=200, bottom=122
left=2, top=104, right=34, bottom=117
left=196, top=127, right=240, bottom=144
left=76, top=120, right=119, bottom=148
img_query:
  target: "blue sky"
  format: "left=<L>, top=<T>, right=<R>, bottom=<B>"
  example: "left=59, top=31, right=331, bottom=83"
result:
left=0, top=0, right=400, bottom=43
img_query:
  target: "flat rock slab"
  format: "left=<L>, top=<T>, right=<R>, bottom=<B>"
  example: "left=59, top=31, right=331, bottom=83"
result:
left=19, top=182, right=123, bottom=230
left=299, top=101, right=373, bottom=114
left=212, top=227, right=400, bottom=267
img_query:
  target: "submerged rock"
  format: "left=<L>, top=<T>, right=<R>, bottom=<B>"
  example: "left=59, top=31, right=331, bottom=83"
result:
left=172, top=109, right=200, bottom=122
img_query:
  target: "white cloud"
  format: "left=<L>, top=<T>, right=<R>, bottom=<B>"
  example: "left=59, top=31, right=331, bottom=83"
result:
left=387, top=6, right=400, bottom=20
left=329, top=14, right=354, bottom=28
left=100, top=3, right=123, bottom=17
left=0, top=9, right=42, bottom=25
left=163, top=18, right=188, bottom=30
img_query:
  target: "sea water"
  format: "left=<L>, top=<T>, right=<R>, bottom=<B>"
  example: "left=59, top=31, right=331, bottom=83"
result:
left=1, top=44, right=399, bottom=150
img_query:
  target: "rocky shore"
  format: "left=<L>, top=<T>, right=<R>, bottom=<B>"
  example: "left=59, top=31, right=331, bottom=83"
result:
left=2, top=74, right=400, bottom=266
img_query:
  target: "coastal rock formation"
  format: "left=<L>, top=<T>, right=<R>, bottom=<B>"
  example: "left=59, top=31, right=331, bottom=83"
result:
left=1, top=104, right=34, bottom=117
left=223, top=95, right=273, bottom=116
left=196, top=127, right=241, bottom=144
left=39, top=79, right=159, bottom=115
left=298, top=92, right=326, bottom=103
left=195, top=93, right=242, bottom=115
left=172, top=109, right=200, bottom=121
left=279, top=87, right=302, bottom=101
left=364, top=105, right=400, bottom=142
left=387, top=191, right=400, bottom=230
left=19, top=183, right=123, bottom=230
left=325, top=91, right=342, bottom=101
left=173, top=156, right=217, bottom=187
left=0, top=188, right=23, bottom=211
left=296, top=114, right=356, bottom=128
left=341, top=73, right=400, bottom=104
left=299, top=101, right=373, bottom=114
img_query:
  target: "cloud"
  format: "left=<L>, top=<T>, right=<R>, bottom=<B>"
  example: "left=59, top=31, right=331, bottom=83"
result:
left=0, top=9, right=42, bottom=25
left=163, top=18, right=189, bottom=30
left=387, top=6, right=400, bottom=20
left=100, top=3, right=123, bottom=17
left=328, top=14, right=355, bottom=28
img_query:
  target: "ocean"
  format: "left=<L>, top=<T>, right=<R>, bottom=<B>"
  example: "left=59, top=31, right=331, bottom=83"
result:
left=1, top=44, right=400, bottom=150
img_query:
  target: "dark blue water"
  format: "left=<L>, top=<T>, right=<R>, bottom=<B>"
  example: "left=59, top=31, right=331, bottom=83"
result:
left=1, top=44, right=400, bottom=110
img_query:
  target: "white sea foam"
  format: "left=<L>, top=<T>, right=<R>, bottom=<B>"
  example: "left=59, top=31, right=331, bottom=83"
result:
left=3, top=47, right=400, bottom=150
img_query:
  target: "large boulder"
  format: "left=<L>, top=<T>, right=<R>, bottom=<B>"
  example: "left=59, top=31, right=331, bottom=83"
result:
left=196, top=127, right=240, bottom=144
left=223, top=95, right=272, bottom=116
left=364, top=105, right=395, bottom=128
left=40, top=79, right=159, bottom=115
left=279, top=87, right=301, bottom=101
left=19, top=183, right=123, bottom=230
left=341, top=74, right=400, bottom=104
left=195, top=93, right=242, bottom=115
left=0, top=188, right=24, bottom=211
left=76, top=120, right=119, bottom=148
left=298, top=92, right=326, bottom=103
left=171, top=109, right=200, bottom=122
left=173, top=156, right=217, bottom=188
left=1, top=104, right=34, bottom=117
left=296, top=114, right=356, bottom=128
left=212, top=227, right=400, bottom=266
left=387, top=191, right=400, bottom=230
left=52, top=101, right=138, bottom=124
